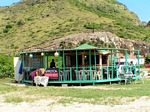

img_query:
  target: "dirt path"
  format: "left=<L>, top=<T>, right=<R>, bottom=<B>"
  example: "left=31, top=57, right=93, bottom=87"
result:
left=0, top=96, right=150, bottom=112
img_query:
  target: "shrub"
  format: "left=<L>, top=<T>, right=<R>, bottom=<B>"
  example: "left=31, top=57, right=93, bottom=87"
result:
left=84, top=22, right=102, bottom=30
left=3, top=24, right=13, bottom=33
left=3, top=28, right=9, bottom=33
left=145, top=54, right=150, bottom=64
left=6, top=24, right=13, bottom=29
left=0, top=55, right=13, bottom=78
left=17, top=19, right=25, bottom=26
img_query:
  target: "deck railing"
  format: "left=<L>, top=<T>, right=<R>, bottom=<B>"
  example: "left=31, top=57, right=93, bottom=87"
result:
left=22, top=65, right=139, bottom=83
left=57, top=65, right=139, bottom=82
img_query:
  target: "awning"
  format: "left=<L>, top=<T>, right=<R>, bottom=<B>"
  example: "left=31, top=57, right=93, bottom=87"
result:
left=98, top=50, right=110, bottom=55
left=75, top=43, right=98, bottom=50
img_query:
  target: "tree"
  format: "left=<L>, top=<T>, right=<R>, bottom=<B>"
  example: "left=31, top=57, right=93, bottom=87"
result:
left=145, top=54, right=150, bottom=64
left=147, top=21, right=150, bottom=27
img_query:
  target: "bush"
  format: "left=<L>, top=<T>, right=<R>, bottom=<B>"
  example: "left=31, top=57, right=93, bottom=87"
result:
left=3, top=28, right=9, bottom=33
left=0, top=55, right=13, bottom=78
left=145, top=54, right=150, bottom=64
left=84, top=22, right=102, bottom=29
left=3, top=24, right=13, bottom=33
left=17, top=19, right=25, bottom=26
left=5, top=24, right=13, bottom=29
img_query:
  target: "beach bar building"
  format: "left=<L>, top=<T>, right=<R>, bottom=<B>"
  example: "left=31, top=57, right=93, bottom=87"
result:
left=17, top=44, right=141, bottom=84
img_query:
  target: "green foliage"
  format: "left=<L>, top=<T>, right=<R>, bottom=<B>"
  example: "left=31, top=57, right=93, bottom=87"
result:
left=47, top=55, right=62, bottom=68
left=3, top=28, right=9, bottom=33
left=3, top=24, right=13, bottom=33
left=0, top=55, right=14, bottom=78
left=84, top=22, right=102, bottom=30
left=1, top=78, right=150, bottom=104
left=145, top=54, right=150, bottom=64
left=0, top=0, right=149, bottom=53
left=5, top=24, right=13, bottom=29
left=16, top=19, right=25, bottom=26
left=147, top=21, right=150, bottom=27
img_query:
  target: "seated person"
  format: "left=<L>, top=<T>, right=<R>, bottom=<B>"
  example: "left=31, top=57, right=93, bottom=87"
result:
left=50, top=59, right=56, bottom=68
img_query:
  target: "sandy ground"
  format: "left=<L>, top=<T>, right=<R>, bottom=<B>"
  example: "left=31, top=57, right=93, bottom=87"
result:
left=0, top=96, right=150, bottom=112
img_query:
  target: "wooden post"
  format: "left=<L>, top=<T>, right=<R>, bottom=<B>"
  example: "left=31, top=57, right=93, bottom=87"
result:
left=76, top=50, right=78, bottom=80
left=107, top=55, right=109, bottom=66
left=43, top=55, right=47, bottom=69
left=125, top=50, right=128, bottom=73
left=63, top=50, right=66, bottom=81
left=94, top=49, right=96, bottom=80
left=111, top=50, right=113, bottom=79
left=58, top=50, right=60, bottom=81
left=46, top=56, right=48, bottom=68
left=99, top=55, right=102, bottom=66
left=70, top=67, right=72, bottom=81
left=82, top=54, right=85, bottom=66
left=89, top=49, right=92, bottom=80
left=94, top=49, right=97, bottom=69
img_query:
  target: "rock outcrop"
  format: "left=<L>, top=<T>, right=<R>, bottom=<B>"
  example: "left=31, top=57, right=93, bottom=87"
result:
left=23, top=32, right=150, bottom=55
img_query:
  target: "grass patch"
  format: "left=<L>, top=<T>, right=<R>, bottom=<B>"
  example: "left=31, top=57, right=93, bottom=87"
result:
left=57, top=97, right=137, bottom=105
left=0, top=78, right=150, bottom=104
left=4, top=96, right=36, bottom=103
left=5, top=96, right=24, bottom=103
left=13, top=79, right=150, bottom=99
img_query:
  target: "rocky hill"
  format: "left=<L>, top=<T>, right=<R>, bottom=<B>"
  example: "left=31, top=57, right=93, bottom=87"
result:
left=0, top=0, right=150, bottom=54
left=24, top=31, right=150, bottom=55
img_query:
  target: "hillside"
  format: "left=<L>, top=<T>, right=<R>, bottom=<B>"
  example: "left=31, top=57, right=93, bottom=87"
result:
left=0, top=0, right=150, bottom=53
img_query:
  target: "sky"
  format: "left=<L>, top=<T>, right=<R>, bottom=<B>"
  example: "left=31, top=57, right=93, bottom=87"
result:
left=117, top=0, right=150, bottom=22
left=0, top=0, right=149, bottom=22
left=0, top=0, right=20, bottom=6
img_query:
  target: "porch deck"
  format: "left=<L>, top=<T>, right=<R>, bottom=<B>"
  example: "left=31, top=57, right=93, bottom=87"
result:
left=23, top=77, right=138, bottom=84
left=22, top=65, right=139, bottom=85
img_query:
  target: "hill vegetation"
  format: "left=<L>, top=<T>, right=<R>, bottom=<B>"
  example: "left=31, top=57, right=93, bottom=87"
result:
left=0, top=0, right=150, bottom=53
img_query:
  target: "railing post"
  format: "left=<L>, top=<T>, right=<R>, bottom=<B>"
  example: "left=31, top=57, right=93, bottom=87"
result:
left=63, top=50, right=66, bottom=81
left=116, top=65, right=119, bottom=79
left=110, top=49, right=113, bottom=79
left=125, top=50, right=129, bottom=73
left=58, top=49, right=60, bottom=81
left=101, top=66, right=103, bottom=80
left=70, top=67, right=72, bottom=81
left=111, top=66, right=113, bottom=79
left=89, top=49, right=92, bottom=80
left=94, top=49, right=97, bottom=80
left=90, top=66, right=92, bottom=80
left=82, top=67, right=84, bottom=81
left=76, top=50, right=78, bottom=80
left=107, top=66, right=109, bottom=79
left=134, top=65, right=136, bottom=77
left=137, top=50, right=140, bottom=77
